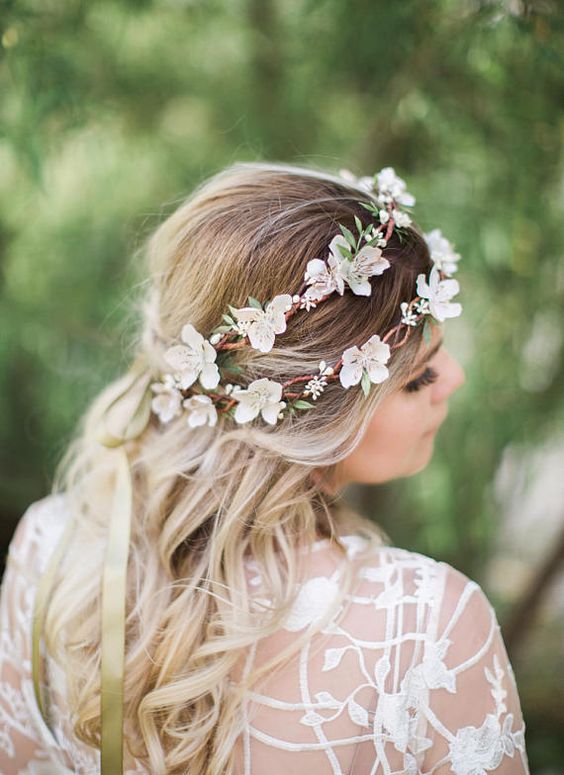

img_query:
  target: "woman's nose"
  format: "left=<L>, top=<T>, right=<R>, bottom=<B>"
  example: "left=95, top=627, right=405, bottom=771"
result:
left=449, top=359, right=466, bottom=394
left=434, top=353, right=466, bottom=402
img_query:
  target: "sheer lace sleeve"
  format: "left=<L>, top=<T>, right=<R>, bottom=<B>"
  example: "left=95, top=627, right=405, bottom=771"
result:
left=0, top=498, right=76, bottom=774
left=418, top=563, right=529, bottom=774
left=232, top=541, right=530, bottom=775
left=0, top=506, right=65, bottom=775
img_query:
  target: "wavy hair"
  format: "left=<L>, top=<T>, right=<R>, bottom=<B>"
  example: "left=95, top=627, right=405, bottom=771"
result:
left=43, top=161, right=434, bottom=773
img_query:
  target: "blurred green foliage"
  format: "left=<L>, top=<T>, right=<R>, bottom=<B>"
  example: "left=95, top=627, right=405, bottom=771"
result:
left=1, top=0, right=563, bottom=768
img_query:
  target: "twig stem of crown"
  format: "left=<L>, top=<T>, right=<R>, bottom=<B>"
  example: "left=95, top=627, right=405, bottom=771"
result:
left=150, top=168, right=462, bottom=428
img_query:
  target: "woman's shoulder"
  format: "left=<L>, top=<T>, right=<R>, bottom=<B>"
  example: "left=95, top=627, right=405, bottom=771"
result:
left=243, top=533, right=488, bottom=641
left=319, top=535, right=486, bottom=600
left=236, top=536, right=528, bottom=774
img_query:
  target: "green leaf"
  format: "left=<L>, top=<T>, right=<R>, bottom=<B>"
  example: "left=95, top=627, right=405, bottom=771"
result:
left=337, top=243, right=353, bottom=260
left=293, top=399, right=315, bottom=409
left=227, top=304, right=239, bottom=317
left=247, top=295, right=263, bottom=309
left=354, top=215, right=363, bottom=236
left=423, top=319, right=432, bottom=344
left=359, top=201, right=378, bottom=214
left=361, top=370, right=371, bottom=397
left=339, top=224, right=357, bottom=249
left=213, top=324, right=233, bottom=333
left=222, top=314, right=235, bottom=325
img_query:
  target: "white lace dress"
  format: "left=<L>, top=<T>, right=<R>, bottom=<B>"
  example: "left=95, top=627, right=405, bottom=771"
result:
left=1, top=495, right=530, bottom=774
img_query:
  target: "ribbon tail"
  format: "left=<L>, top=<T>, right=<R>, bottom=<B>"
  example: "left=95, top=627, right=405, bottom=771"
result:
left=101, top=445, right=133, bottom=774
left=32, top=356, right=146, bottom=773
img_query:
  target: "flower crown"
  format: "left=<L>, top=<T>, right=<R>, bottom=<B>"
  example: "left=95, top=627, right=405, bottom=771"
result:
left=149, top=167, right=462, bottom=429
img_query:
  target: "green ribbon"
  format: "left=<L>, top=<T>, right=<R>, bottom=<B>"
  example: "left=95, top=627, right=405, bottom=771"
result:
left=100, top=444, right=132, bottom=773
left=31, top=355, right=154, bottom=774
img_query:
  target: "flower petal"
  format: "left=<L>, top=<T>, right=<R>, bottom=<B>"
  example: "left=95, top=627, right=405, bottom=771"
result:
left=435, top=278, right=460, bottom=303
left=431, top=301, right=462, bottom=321
left=366, top=361, right=389, bottom=384
left=261, top=402, right=281, bottom=425
left=231, top=306, right=262, bottom=323
left=345, top=274, right=372, bottom=296
left=305, top=258, right=330, bottom=281
left=164, top=344, right=195, bottom=372
left=202, top=340, right=218, bottom=363
left=234, top=398, right=259, bottom=424
left=180, top=323, right=205, bottom=349
left=339, top=347, right=364, bottom=388
left=199, top=362, right=221, bottom=389
left=416, top=273, right=431, bottom=299
left=328, top=234, right=351, bottom=263
left=362, top=336, right=391, bottom=364
left=247, top=319, right=276, bottom=352
left=267, top=293, right=293, bottom=314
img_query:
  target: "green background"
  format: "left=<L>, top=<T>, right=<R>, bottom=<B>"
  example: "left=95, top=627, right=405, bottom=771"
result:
left=1, top=0, right=563, bottom=768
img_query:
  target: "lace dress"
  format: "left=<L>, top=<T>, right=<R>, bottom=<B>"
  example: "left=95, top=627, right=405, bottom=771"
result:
left=1, top=495, right=530, bottom=774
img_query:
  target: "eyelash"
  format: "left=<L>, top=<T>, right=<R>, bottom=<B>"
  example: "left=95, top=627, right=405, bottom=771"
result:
left=404, top=366, right=439, bottom=393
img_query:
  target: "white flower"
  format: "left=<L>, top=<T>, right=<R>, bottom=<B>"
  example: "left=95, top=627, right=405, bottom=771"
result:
left=379, top=209, right=390, bottom=224
left=304, top=235, right=350, bottom=298
left=423, top=228, right=461, bottom=276
left=339, top=334, right=391, bottom=389
left=416, top=264, right=462, bottom=322
left=345, top=244, right=390, bottom=296
left=150, top=374, right=183, bottom=423
left=392, top=208, right=412, bottom=228
left=303, top=374, right=328, bottom=400
left=230, top=294, right=293, bottom=353
left=299, top=296, right=318, bottom=311
left=305, top=234, right=390, bottom=300
left=377, top=235, right=388, bottom=247
left=304, top=360, right=334, bottom=398
left=400, top=302, right=419, bottom=326
left=364, top=227, right=387, bottom=248
left=231, top=377, right=286, bottom=425
left=182, top=394, right=218, bottom=427
left=376, top=167, right=416, bottom=207
left=163, top=323, right=220, bottom=390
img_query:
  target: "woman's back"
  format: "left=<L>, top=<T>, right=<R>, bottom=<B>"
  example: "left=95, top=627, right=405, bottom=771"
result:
left=1, top=494, right=528, bottom=774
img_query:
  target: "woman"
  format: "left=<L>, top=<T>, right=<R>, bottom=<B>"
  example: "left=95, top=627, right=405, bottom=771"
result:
left=0, top=162, right=529, bottom=774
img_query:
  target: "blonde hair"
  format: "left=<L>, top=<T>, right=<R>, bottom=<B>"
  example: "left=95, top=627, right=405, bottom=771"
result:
left=44, top=161, right=434, bottom=773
